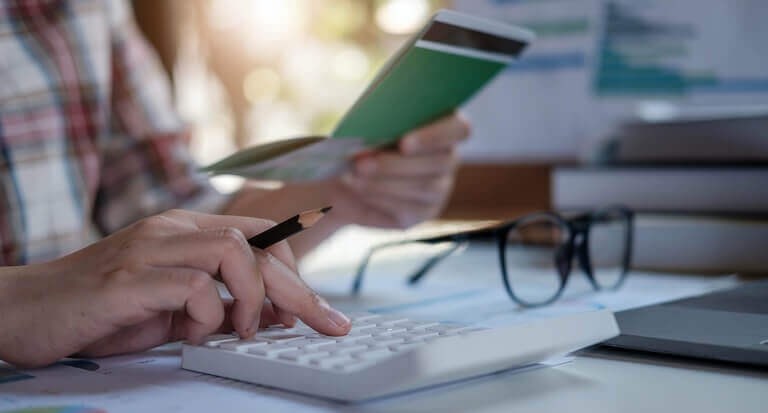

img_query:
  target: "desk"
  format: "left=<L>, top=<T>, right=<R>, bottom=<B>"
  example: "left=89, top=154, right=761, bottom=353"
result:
left=6, top=345, right=764, bottom=413
left=345, top=350, right=768, bottom=413
left=3, top=227, right=767, bottom=412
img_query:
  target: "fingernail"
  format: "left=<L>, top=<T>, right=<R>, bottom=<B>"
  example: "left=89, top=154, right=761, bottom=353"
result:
left=357, top=159, right=377, bottom=175
left=327, top=307, right=351, bottom=328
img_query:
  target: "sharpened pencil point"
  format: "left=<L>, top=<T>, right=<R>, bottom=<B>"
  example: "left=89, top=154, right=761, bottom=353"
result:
left=321, top=206, right=333, bottom=214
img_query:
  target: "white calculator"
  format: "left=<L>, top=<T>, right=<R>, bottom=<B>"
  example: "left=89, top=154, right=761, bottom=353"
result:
left=182, top=310, right=618, bottom=401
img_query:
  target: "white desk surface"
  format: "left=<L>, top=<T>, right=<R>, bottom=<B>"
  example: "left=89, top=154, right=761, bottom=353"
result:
left=4, top=226, right=767, bottom=412
left=345, top=350, right=768, bottom=413
left=310, top=226, right=768, bottom=412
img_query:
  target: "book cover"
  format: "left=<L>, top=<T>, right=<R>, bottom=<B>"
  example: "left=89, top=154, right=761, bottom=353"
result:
left=202, top=10, right=533, bottom=181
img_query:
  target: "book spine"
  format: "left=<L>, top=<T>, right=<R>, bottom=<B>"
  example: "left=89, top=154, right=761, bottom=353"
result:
left=630, top=216, right=768, bottom=273
left=552, top=168, right=768, bottom=214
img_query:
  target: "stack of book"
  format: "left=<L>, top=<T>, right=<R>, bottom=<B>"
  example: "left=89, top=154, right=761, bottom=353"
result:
left=552, top=112, right=768, bottom=274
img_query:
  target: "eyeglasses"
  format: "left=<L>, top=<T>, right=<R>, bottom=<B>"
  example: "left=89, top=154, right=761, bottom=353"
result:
left=351, top=207, right=634, bottom=307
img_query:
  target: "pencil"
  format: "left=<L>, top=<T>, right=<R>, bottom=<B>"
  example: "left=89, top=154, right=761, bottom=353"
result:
left=247, top=206, right=332, bottom=249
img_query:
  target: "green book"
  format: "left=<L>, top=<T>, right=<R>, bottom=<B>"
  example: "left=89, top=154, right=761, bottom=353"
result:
left=203, top=10, right=533, bottom=181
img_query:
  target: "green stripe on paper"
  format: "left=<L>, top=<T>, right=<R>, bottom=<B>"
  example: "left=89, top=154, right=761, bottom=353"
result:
left=332, top=46, right=506, bottom=146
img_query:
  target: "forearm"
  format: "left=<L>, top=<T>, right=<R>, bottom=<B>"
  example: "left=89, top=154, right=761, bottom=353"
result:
left=223, top=181, right=349, bottom=259
left=0, top=264, right=67, bottom=367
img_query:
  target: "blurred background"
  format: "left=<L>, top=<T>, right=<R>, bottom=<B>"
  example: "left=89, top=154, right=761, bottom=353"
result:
left=135, top=0, right=446, bottom=174
left=134, top=0, right=768, bottom=274
left=135, top=0, right=550, bottom=216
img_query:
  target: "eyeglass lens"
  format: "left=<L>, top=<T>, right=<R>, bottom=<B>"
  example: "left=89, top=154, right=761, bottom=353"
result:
left=503, top=215, right=569, bottom=305
left=586, top=209, right=630, bottom=289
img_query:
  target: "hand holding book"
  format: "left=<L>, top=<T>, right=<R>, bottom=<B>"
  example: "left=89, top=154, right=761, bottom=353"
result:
left=335, top=113, right=470, bottom=229
left=201, top=10, right=532, bottom=182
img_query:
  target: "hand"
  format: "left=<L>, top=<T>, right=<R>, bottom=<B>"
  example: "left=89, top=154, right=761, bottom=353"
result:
left=0, top=210, right=350, bottom=368
left=331, top=113, right=470, bottom=229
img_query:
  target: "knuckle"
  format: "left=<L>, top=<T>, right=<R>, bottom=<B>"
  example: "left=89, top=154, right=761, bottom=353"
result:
left=248, top=218, right=278, bottom=234
left=131, top=215, right=169, bottom=236
left=218, top=226, right=247, bottom=245
left=164, top=209, right=187, bottom=218
left=256, top=249, right=279, bottom=266
left=186, top=270, right=214, bottom=292
left=259, top=218, right=278, bottom=229
left=103, top=268, right=135, bottom=287
left=300, top=289, right=325, bottom=315
left=214, top=227, right=252, bottom=257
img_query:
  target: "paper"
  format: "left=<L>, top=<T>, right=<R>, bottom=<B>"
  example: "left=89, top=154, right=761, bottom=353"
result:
left=0, top=348, right=343, bottom=413
left=1, top=345, right=558, bottom=412
left=209, top=137, right=367, bottom=182
left=453, top=0, right=605, bottom=161
left=452, top=0, right=768, bottom=161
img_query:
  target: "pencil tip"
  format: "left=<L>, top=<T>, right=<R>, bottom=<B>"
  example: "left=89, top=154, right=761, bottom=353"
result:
left=298, top=207, right=333, bottom=227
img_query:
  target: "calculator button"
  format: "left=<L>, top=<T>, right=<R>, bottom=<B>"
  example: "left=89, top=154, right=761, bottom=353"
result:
left=218, top=338, right=270, bottom=351
left=352, top=348, right=392, bottom=360
left=312, top=355, right=355, bottom=369
left=202, top=335, right=239, bottom=348
left=247, top=344, right=301, bottom=357
left=279, top=351, right=331, bottom=363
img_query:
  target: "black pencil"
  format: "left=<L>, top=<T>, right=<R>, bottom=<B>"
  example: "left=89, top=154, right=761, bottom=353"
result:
left=247, top=206, right=332, bottom=249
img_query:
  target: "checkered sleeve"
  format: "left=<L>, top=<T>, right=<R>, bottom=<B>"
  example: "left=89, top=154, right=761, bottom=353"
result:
left=93, top=0, right=230, bottom=234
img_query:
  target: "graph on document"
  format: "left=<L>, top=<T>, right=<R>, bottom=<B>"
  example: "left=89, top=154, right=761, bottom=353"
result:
left=595, top=0, right=768, bottom=96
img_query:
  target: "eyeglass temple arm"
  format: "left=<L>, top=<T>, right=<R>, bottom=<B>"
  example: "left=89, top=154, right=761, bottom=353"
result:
left=351, top=233, right=474, bottom=295
left=406, top=241, right=466, bottom=285
left=405, top=228, right=499, bottom=284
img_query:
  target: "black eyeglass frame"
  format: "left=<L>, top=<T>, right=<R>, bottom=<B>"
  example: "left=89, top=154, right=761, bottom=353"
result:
left=351, top=207, right=634, bottom=307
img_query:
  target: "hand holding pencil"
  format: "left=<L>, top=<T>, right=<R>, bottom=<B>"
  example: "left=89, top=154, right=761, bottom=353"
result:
left=248, top=207, right=332, bottom=249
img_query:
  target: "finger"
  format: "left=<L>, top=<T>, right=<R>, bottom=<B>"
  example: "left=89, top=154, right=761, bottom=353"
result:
left=134, top=267, right=226, bottom=343
left=258, top=301, right=281, bottom=328
left=344, top=174, right=453, bottom=204
left=164, top=210, right=299, bottom=273
left=213, top=299, right=236, bottom=334
left=182, top=274, right=230, bottom=343
left=400, top=112, right=471, bottom=155
left=258, top=302, right=297, bottom=328
left=253, top=249, right=351, bottom=336
left=84, top=267, right=227, bottom=355
left=273, top=305, right=298, bottom=327
left=354, top=151, right=458, bottom=178
left=136, top=228, right=266, bottom=338
left=216, top=300, right=296, bottom=331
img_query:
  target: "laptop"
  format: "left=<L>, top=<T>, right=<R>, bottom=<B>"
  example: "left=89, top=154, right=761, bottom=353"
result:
left=602, top=279, right=768, bottom=366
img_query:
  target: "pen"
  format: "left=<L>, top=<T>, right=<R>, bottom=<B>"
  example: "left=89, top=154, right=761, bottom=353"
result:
left=247, top=206, right=332, bottom=249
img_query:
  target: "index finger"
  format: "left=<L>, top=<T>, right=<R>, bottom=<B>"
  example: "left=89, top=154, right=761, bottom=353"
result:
left=253, top=249, right=351, bottom=336
left=399, top=112, right=471, bottom=156
left=164, top=210, right=298, bottom=271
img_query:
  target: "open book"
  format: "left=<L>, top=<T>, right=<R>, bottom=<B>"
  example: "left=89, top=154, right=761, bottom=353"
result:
left=201, top=10, right=534, bottom=181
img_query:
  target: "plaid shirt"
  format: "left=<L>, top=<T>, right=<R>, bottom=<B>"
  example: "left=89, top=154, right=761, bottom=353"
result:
left=0, top=0, right=227, bottom=265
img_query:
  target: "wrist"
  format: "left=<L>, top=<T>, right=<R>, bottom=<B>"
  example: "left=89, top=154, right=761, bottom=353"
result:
left=0, top=265, right=46, bottom=366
